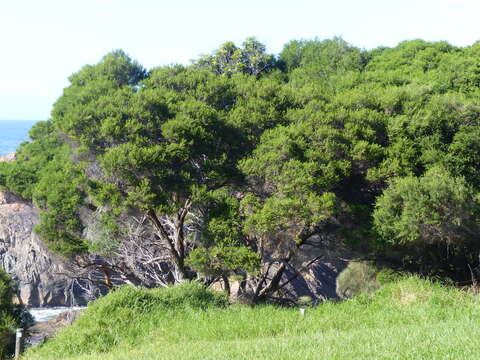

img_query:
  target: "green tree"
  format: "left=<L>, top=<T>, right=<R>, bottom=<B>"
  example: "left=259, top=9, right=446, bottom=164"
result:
left=0, top=120, right=87, bottom=256
left=0, top=269, right=19, bottom=358
left=186, top=190, right=259, bottom=294
left=51, top=51, right=253, bottom=282
left=6, top=37, right=480, bottom=290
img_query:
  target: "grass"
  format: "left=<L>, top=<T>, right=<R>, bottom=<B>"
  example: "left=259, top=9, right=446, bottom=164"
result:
left=24, top=277, right=480, bottom=360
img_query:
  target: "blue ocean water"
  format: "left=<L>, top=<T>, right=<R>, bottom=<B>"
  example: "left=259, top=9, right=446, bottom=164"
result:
left=0, top=120, right=38, bottom=155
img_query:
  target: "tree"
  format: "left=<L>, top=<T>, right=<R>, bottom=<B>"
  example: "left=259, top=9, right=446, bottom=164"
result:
left=6, top=37, right=480, bottom=294
left=280, top=37, right=368, bottom=80
left=51, top=51, right=253, bottom=283
left=0, top=269, right=22, bottom=358
left=445, top=124, right=480, bottom=190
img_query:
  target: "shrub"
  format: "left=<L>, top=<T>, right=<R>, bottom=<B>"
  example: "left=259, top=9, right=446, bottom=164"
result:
left=0, top=269, right=18, bottom=358
left=336, top=261, right=380, bottom=299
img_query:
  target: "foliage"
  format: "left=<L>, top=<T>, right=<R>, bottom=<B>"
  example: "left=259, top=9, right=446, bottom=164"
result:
left=4, top=36, right=480, bottom=284
left=0, top=269, right=26, bottom=358
left=280, top=37, right=368, bottom=76
left=0, top=121, right=65, bottom=199
left=373, top=167, right=480, bottom=248
left=0, top=120, right=87, bottom=256
left=373, top=167, right=480, bottom=273
left=197, top=37, right=276, bottom=77
left=186, top=191, right=260, bottom=277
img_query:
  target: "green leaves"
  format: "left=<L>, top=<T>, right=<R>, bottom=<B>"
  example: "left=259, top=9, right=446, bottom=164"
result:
left=373, top=166, right=480, bottom=249
left=0, top=269, right=17, bottom=356
left=197, top=37, right=276, bottom=78
left=186, top=190, right=260, bottom=276
left=242, top=192, right=337, bottom=240
left=33, top=161, right=88, bottom=256
left=5, top=37, right=480, bottom=280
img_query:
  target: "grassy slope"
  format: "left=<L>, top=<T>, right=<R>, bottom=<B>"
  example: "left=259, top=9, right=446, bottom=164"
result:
left=24, top=278, right=480, bottom=360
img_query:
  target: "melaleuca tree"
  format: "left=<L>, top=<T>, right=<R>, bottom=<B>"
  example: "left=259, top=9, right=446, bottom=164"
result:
left=33, top=160, right=87, bottom=255
left=0, top=120, right=87, bottom=256
left=226, top=73, right=294, bottom=148
left=280, top=37, right=368, bottom=86
left=0, top=121, right=65, bottom=199
left=52, top=49, right=147, bottom=150
left=237, top=101, right=384, bottom=300
left=51, top=51, right=255, bottom=282
left=365, top=40, right=455, bottom=75
left=6, top=36, right=480, bottom=292
left=238, top=123, right=342, bottom=300
left=446, top=125, right=480, bottom=190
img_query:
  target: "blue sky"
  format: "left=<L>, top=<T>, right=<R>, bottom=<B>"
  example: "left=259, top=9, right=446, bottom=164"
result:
left=1, top=0, right=479, bottom=120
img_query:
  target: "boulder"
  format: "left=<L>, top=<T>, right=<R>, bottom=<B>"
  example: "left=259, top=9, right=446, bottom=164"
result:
left=0, top=190, right=97, bottom=307
left=0, top=153, right=15, bottom=163
left=26, top=309, right=84, bottom=347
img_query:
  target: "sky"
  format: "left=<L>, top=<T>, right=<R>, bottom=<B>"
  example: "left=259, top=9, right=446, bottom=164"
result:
left=0, top=0, right=479, bottom=121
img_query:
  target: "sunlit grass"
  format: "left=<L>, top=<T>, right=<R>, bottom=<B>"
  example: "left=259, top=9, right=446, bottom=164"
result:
left=24, top=277, right=480, bottom=360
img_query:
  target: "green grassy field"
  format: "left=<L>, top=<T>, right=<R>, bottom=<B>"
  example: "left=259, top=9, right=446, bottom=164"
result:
left=24, top=277, right=480, bottom=360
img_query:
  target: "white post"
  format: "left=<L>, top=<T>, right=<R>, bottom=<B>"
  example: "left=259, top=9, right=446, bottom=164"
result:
left=15, top=328, right=23, bottom=359
left=299, top=308, right=305, bottom=317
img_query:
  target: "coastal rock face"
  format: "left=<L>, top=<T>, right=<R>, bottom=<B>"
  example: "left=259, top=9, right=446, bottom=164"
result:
left=286, top=234, right=349, bottom=301
left=0, top=153, right=16, bottom=162
left=26, top=309, right=84, bottom=347
left=0, top=190, right=94, bottom=307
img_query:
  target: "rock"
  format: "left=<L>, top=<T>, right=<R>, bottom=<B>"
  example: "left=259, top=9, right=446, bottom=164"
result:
left=216, top=233, right=351, bottom=304
left=0, top=190, right=98, bottom=307
left=26, top=309, right=84, bottom=347
left=0, top=153, right=15, bottom=163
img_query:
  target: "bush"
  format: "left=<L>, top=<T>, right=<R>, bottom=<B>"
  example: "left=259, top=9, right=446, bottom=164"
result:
left=373, top=166, right=480, bottom=276
left=0, top=269, right=18, bottom=358
left=336, top=261, right=380, bottom=299
left=94, top=281, right=227, bottom=313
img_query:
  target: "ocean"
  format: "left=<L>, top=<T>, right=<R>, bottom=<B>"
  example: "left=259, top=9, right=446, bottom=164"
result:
left=0, top=120, right=38, bottom=155
left=29, top=306, right=86, bottom=322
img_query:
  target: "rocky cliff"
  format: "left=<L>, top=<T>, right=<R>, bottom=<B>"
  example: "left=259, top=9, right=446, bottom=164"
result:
left=0, top=190, right=96, bottom=307
left=0, top=153, right=15, bottom=162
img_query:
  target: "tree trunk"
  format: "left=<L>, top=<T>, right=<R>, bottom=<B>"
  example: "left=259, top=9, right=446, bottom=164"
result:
left=147, top=209, right=187, bottom=283
left=173, top=258, right=187, bottom=282
left=222, top=275, right=231, bottom=297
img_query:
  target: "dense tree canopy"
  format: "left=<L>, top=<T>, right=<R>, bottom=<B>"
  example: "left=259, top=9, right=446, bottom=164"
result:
left=3, top=37, right=480, bottom=293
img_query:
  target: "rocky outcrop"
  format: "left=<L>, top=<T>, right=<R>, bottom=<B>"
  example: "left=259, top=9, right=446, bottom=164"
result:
left=0, top=190, right=97, bottom=307
left=26, top=309, right=84, bottom=347
left=0, top=153, right=15, bottom=162
left=215, top=232, right=351, bottom=304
